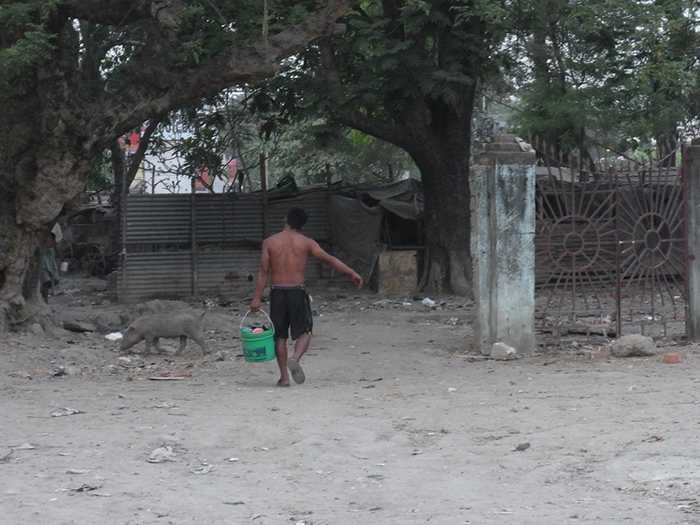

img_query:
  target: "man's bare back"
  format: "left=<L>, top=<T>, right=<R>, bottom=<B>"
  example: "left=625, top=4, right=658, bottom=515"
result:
left=251, top=223, right=362, bottom=311
left=263, top=229, right=314, bottom=286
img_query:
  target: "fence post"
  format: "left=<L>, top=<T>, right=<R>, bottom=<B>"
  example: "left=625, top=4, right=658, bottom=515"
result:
left=190, top=177, right=198, bottom=296
left=471, top=135, right=537, bottom=356
left=686, top=139, right=700, bottom=339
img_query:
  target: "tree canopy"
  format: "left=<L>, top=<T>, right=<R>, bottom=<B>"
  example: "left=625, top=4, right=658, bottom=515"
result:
left=0, top=0, right=356, bottom=330
left=248, top=0, right=510, bottom=294
left=507, top=0, right=700, bottom=165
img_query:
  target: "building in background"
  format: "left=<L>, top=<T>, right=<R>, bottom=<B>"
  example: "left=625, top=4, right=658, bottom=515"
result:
left=122, top=128, right=238, bottom=194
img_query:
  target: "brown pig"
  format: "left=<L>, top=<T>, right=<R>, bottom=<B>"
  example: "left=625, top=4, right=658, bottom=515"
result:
left=120, top=313, right=208, bottom=356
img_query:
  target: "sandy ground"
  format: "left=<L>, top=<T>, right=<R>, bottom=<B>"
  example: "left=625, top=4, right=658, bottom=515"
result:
left=2, top=275, right=700, bottom=525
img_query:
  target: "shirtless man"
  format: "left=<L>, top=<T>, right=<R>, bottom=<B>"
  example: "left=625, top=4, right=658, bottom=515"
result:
left=250, top=207, right=363, bottom=387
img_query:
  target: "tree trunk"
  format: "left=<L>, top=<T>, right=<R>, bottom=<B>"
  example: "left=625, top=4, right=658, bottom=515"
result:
left=410, top=123, right=473, bottom=297
left=0, top=223, right=45, bottom=333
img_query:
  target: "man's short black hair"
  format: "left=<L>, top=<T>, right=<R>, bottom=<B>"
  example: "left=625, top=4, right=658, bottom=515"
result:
left=286, top=207, right=308, bottom=230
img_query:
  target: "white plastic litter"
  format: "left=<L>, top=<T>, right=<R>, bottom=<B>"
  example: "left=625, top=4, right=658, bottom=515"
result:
left=421, top=298, right=436, bottom=307
left=148, top=446, right=176, bottom=463
left=105, top=332, right=123, bottom=341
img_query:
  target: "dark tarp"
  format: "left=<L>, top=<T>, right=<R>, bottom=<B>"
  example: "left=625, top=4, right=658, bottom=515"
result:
left=328, top=179, right=423, bottom=282
left=329, top=195, right=382, bottom=282
left=364, top=178, right=423, bottom=220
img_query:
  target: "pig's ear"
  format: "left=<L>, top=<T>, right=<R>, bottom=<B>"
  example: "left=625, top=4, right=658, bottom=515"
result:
left=126, top=326, right=135, bottom=333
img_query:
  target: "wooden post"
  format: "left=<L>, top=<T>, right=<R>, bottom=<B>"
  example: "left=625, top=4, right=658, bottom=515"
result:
left=261, top=153, right=269, bottom=239
left=191, top=177, right=199, bottom=295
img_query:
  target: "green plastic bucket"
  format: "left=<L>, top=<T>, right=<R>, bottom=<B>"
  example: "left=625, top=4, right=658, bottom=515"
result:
left=240, top=310, right=275, bottom=363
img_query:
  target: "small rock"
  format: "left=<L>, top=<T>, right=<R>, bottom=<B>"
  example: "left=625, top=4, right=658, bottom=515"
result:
left=65, top=366, right=82, bottom=376
left=610, top=334, right=656, bottom=358
left=662, top=353, right=680, bottom=364
left=30, top=323, right=44, bottom=335
left=490, top=342, right=517, bottom=361
left=47, top=327, right=73, bottom=339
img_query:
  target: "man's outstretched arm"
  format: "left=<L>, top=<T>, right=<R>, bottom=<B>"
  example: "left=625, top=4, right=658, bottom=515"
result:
left=309, top=240, right=363, bottom=288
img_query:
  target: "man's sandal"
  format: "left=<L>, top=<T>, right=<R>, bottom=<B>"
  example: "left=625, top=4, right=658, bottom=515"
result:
left=287, top=358, right=306, bottom=384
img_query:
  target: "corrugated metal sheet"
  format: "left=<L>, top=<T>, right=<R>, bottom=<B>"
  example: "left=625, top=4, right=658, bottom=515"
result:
left=231, top=194, right=265, bottom=241
left=118, top=252, right=192, bottom=302
left=268, top=191, right=330, bottom=240
left=197, top=249, right=260, bottom=291
left=118, top=189, right=331, bottom=302
left=125, top=195, right=192, bottom=244
left=194, top=194, right=236, bottom=245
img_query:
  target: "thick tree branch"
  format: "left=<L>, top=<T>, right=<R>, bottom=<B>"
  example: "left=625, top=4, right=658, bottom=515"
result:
left=316, top=34, right=414, bottom=151
left=333, top=111, right=415, bottom=152
left=88, top=0, right=358, bottom=141
left=125, top=116, right=163, bottom=188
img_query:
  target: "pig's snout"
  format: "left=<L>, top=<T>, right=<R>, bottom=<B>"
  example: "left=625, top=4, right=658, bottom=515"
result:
left=120, top=327, right=141, bottom=350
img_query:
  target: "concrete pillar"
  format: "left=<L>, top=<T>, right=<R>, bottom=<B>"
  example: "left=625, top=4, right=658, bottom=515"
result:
left=471, top=134, right=537, bottom=356
left=686, top=139, right=700, bottom=339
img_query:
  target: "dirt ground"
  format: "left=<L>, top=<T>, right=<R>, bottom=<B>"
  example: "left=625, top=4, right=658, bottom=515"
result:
left=2, top=274, right=700, bottom=525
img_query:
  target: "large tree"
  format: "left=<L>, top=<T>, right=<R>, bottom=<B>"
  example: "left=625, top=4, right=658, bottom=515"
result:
left=255, top=0, right=508, bottom=295
left=0, top=0, right=356, bottom=331
left=511, top=0, right=700, bottom=166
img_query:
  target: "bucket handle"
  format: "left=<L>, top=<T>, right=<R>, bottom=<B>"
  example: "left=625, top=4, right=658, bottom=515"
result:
left=240, top=309, right=274, bottom=332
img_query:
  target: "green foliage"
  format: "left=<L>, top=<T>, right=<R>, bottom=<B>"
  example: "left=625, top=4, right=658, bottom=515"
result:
left=146, top=91, right=259, bottom=190
left=85, top=149, right=114, bottom=194
left=0, top=2, right=63, bottom=104
left=145, top=88, right=415, bottom=191
left=509, top=0, right=700, bottom=162
left=250, top=0, right=508, bottom=150
left=270, top=120, right=416, bottom=185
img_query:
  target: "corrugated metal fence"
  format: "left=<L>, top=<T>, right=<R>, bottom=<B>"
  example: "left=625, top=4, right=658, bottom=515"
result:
left=117, top=190, right=331, bottom=303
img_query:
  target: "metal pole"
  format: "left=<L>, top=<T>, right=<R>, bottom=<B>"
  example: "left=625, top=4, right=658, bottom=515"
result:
left=119, top=146, right=128, bottom=303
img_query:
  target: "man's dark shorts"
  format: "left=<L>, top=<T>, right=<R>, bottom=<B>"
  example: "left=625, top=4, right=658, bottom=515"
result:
left=270, top=285, right=313, bottom=341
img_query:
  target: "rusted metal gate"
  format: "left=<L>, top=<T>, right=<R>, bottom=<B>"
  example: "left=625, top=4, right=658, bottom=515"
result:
left=534, top=150, right=687, bottom=339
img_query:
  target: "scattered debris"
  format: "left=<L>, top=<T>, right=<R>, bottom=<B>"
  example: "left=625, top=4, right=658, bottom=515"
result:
left=148, top=372, right=193, bottom=380
left=7, top=370, right=31, bottom=379
left=10, top=443, right=37, bottom=450
left=51, top=407, right=84, bottom=417
left=73, top=483, right=101, bottom=492
left=193, top=463, right=213, bottom=475
left=148, top=446, right=176, bottom=463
